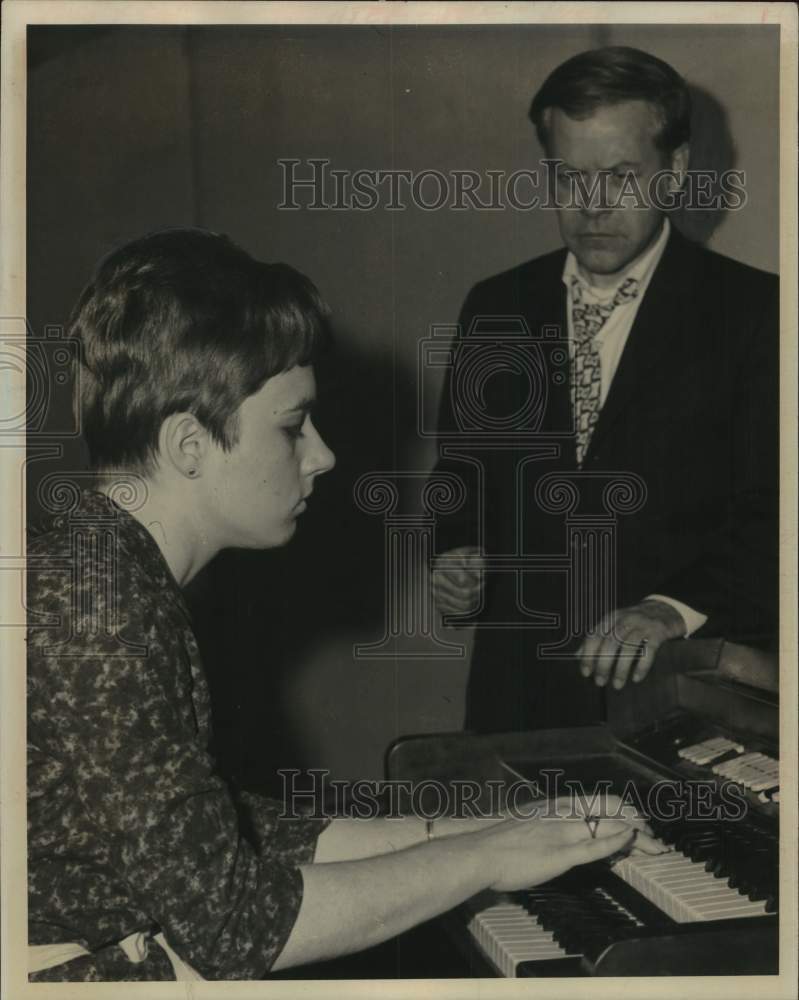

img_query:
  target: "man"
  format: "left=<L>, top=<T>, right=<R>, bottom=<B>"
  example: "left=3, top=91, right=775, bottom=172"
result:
left=431, top=47, right=778, bottom=733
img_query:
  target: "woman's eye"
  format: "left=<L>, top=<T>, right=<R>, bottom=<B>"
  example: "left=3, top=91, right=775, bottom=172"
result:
left=284, top=423, right=304, bottom=440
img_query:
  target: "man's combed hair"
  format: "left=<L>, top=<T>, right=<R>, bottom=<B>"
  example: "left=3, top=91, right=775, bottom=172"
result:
left=529, top=46, right=691, bottom=154
left=71, top=228, right=331, bottom=472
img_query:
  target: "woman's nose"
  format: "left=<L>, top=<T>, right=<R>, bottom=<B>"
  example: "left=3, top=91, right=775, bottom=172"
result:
left=307, top=425, right=336, bottom=476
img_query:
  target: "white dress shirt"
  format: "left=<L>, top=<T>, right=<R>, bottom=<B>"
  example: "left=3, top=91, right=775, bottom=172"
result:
left=560, top=219, right=707, bottom=637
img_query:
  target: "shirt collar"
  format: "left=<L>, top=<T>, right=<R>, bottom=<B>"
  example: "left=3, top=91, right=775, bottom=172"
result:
left=562, top=217, right=671, bottom=301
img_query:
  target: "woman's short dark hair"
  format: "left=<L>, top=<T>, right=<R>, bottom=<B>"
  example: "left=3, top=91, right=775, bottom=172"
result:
left=71, top=228, right=331, bottom=472
left=529, top=46, right=691, bottom=155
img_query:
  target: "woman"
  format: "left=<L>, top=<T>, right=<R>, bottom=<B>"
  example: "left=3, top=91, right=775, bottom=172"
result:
left=27, top=228, right=664, bottom=981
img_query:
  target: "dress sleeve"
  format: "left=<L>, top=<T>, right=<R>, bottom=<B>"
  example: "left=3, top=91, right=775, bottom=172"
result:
left=234, top=787, right=330, bottom=866
left=27, top=553, right=325, bottom=980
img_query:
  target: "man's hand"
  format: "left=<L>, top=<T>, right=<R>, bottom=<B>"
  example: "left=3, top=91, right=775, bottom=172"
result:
left=431, top=545, right=485, bottom=622
left=578, top=599, right=686, bottom=689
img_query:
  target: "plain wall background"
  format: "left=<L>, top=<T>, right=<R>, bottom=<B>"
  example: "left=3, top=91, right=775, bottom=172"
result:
left=27, top=23, right=780, bottom=789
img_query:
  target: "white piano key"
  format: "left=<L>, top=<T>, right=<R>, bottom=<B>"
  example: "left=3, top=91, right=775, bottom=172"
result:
left=679, top=737, right=745, bottom=764
left=713, top=751, right=761, bottom=774
left=466, top=895, right=573, bottom=975
left=611, top=839, right=772, bottom=925
left=680, top=737, right=727, bottom=754
left=750, top=777, right=779, bottom=792
left=689, top=897, right=768, bottom=919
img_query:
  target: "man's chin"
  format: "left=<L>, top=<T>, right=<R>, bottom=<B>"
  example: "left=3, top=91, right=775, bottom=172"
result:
left=572, top=244, right=630, bottom=276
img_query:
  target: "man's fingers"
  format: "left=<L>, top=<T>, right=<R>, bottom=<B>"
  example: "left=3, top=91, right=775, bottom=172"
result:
left=432, top=574, right=483, bottom=620
left=432, top=576, right=482, bottom=606
left=439, top=547, right=485, bottom=585
left=609, top=632, right=647, bottom=689
left=436, top=563, right=476, bottom=586
left=581, top=600, right=686, bottom=688
left=432, top=559, right=484, bottom=592
left=631, top=636, right=660, bottom=683
left=450, top=546, right=483, bottom=559
left=433, top=591, right=479, bottom=616
left=591, top=635, right=621, bottom=687
left=578, top=633, right=603, bottom=677
left=432, top=579, right=475, bottom=602
left=459, top=552, right=486, bottom=586
left=580, top=610, right=619, bottom=679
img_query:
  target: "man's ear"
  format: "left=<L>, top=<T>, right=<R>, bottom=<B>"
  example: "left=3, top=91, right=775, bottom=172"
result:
left=158, top=412, right=209, bottom=479
left=669, top=143, right=690, bottom=186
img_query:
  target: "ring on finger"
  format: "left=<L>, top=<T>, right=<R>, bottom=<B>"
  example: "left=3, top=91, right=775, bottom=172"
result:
left=584, top=816, right=600, bottom=839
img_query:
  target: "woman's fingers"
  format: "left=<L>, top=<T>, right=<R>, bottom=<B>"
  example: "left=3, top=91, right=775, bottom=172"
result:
left=628, top=829, right=672, bottom=855
left=553, top=794, right=652, bottom=833
left=583, top=820, right=669, bottom=857
left=569, top=816, right=669, bottom=854
left=484, top=800, right=670, bottom=893
left=574, top=826, right=635, bottom=864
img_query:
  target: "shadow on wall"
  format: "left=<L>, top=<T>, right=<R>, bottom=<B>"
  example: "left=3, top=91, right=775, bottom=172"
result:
left=187, top=331, right=417, bottom=795
left=673, top=84, right=737, bottom=245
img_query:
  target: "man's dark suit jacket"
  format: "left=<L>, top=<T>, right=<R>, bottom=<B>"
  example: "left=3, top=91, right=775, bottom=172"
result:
left=432, top=227, right=779, bottom=733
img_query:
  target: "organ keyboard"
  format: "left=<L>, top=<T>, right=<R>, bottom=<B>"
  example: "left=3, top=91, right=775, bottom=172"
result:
left=387, top=643, right=780, bottom=977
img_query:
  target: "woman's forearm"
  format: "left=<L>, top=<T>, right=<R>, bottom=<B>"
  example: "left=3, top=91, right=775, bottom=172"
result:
left=272, top=834, right=487, bottom=970
left=312, top=813, right=506, bottom=863
left=275, top=797, right=658, bottom=971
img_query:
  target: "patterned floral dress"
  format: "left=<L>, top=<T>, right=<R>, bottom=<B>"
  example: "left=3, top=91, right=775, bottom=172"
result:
left=27, top=489, right=328, bottom=981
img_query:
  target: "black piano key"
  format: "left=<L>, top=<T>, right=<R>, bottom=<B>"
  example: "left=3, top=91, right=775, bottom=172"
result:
left=447, top=708, right=778, bottom=978
left=741, top=859, right=779, bottom=900
left=687, top=840, right=723, bottom=864
left=674, top=825, right=719, bottom=853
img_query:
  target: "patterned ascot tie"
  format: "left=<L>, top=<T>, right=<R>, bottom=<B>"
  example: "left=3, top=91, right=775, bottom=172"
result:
left=570, top=274, right=639, bottom=465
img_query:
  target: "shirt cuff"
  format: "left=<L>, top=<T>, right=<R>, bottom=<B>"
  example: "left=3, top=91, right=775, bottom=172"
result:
left=645, top=594, right=708, bottom=637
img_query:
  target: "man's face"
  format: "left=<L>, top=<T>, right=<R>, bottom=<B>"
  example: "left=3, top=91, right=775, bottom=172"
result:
left=547, top=100, right=684, bottom=283
left=204, top=364, right=335, bottom=549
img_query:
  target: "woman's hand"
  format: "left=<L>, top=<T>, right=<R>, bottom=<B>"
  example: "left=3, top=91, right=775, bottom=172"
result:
left=475, top=794, right=668, bottom=893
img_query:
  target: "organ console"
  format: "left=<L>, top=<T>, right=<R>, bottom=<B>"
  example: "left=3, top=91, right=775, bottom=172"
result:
left=386, top=639, right=780, bottom=977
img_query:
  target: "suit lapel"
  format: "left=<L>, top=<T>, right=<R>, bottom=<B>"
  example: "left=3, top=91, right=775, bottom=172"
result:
left=517, top=250, right=573, bottom=442
left=585, top=229, right=697, bottom=460
left=518, top=248, right=568, bottom=330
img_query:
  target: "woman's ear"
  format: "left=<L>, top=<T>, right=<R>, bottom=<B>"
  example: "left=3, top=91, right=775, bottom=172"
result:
left=158, top=412, right=209, bottom=479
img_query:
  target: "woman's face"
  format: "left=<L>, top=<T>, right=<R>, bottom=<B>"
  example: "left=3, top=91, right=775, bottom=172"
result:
left=203, top=364, right=335, bottom=549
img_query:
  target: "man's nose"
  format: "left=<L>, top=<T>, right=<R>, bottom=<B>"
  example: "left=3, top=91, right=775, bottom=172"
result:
left=579, top=202, right=614, bottom=224
left=578, top=173, right=613, bottom=214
